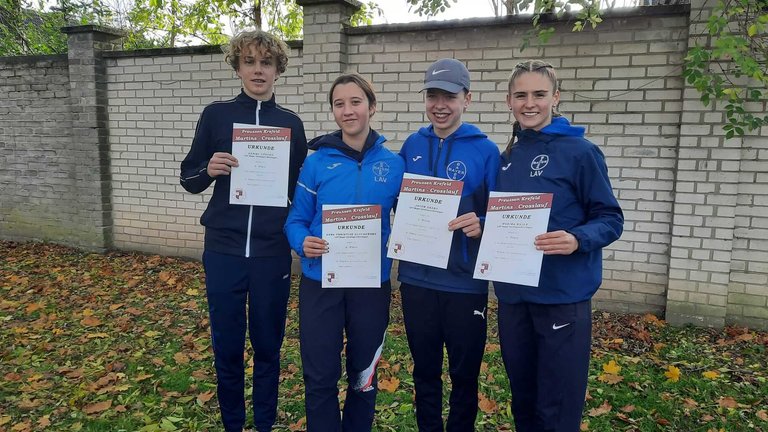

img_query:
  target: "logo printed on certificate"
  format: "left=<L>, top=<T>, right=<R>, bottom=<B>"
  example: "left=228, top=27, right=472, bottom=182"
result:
left=392, top=242, right=403, bottom=254
left=479, top=261, right=490, bottom=275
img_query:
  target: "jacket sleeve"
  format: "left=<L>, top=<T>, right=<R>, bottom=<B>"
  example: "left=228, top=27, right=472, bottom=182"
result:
left=568, top=145, right=624, bottom=253
left=284, top=160, right=317, bottom=257
left=180, top=108, right=215, bottom=194
left=478, top=143, right=501, bottom=227
left=288, top=120, right=309, bottom=202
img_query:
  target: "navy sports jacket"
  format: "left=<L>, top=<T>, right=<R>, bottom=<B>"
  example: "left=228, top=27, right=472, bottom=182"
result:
left=494, top=117, right=623, bottom=304
left=180, top=91, right=308, bottom=257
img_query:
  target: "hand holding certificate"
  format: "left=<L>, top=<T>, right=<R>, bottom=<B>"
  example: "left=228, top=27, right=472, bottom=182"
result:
left=229, top=123, right=291, bottom=207
left=387, top=173, right=463, bottom=269
left=474, top=192, right=553, bottom=287
left=322, top=205, right=382, bottom=288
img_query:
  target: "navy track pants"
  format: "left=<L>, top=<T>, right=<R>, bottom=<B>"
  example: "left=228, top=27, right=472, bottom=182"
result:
left=498, top=300, right=592, bottom=432
left=400, top=283, right=488, bottom=432
left=299, top=276, right=391, bottom=432
left=203, top=250, right=292, bottom=432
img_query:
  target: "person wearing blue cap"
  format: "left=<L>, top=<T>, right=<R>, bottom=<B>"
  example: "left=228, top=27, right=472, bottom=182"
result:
left=397, top=58, right=500, bottom=431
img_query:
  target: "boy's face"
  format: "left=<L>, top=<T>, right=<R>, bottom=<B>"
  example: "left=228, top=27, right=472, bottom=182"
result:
left=236, top=44, right=279, bottom=101
left=425, top=88, right=471, bottom=139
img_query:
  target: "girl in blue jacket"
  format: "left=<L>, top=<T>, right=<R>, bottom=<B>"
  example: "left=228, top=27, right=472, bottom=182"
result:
left=284, top=73, right=404, bottom=432
left=495, top=60, right=624, bottom=432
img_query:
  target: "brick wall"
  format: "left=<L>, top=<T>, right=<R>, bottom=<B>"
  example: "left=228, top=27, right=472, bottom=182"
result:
left=341, top=11, right=690, bottom=316
left=0, top=2, right=766, bottom=329
left=0, top=55, right=77, bottom=242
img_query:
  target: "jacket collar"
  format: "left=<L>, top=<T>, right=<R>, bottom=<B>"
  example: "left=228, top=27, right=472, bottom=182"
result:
left=235, top=90, right=276, bottom=108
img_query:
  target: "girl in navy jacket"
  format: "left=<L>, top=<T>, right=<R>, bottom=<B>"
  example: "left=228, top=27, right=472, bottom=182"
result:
left=495, top=60, right=624, bottom=432
left=284, top=73, right=404, bottom=432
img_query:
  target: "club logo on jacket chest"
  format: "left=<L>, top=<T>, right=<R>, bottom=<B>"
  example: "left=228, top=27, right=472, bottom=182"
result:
left=372, top=161, right=390, bottom=183
left=446, top=160, right=467, bottom=181
left=530, top=154, right=549, bottom=177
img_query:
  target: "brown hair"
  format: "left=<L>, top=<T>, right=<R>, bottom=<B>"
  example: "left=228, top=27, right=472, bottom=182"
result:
left=507, top=60, right=559, bottom=95
left=328, top=73, right=377, bottom=114
left=505, top=60, right=561, bottom=155
left=223, top=30, right=289, bottom=74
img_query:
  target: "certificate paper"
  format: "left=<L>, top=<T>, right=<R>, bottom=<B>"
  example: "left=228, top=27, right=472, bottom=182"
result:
left=387, top=174, right=464, bottom=269
left=474, top=192, right=553, bottom=287
left=322, top=205, right=382, bottom=288
left=229, top=123, right=291, bottom=207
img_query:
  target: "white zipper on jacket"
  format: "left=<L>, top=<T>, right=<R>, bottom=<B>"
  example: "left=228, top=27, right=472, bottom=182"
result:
left=244, top=99, right=262, bottom=258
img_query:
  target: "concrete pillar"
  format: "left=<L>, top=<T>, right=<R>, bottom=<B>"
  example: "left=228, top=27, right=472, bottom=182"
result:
left=61, top=25, right=123, bottom=250
left=296, top=0, right=362, bottom=137
left=664, top=0, right=740, bottom=327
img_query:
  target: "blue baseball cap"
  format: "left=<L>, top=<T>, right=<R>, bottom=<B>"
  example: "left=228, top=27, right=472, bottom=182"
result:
left=422, top=58, right=470, bottom=93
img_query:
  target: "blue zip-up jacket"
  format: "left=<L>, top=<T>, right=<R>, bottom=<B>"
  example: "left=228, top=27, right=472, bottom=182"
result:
left=180, top=91, right=308, bottom=258
left=494, top=117, right=624, bottom=304
left=397, top=123, right=500, bottom=294
left=284, top=130, right=404, bottom=283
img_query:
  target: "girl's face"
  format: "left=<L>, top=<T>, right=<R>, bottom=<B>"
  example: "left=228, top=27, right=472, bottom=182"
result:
left=332, top=83, right=375, bottom=143
left=507, top=72, right=560, bottom=131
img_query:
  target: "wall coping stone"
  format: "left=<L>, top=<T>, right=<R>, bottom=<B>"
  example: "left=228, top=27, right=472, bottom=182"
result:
left=296, top=0, right=361, bottom=8
left=0, top=54, right=68, bottom=64
left=61, top=25, right=124, bottom=37
left=347, top=4, right=691, bottom=35
left=102, top=40, right=303, bottom=59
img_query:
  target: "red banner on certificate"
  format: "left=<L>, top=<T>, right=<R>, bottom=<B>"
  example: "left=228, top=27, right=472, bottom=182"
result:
left=322, top=205, right=382, bottom=224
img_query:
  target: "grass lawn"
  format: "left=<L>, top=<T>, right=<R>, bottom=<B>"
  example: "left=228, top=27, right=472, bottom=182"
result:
left=1, top=241, right=767, bottom=431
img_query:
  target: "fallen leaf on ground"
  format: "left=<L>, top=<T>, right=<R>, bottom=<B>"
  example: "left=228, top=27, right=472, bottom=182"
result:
left=597, top=373, right=623, bottom=385
left=378, top=377, right=400, bottom=392
left=664, top=365, right=680, bottom=382
left=478, top=393, right=497, bottom=413
left=173, top=352, right=189, bottom=365
left=717, top=397, right=737, bottom=409
left=196, top=391, right=214, bottom=406
left=603, top=360, right=621, bottom=375
left=80, top=316, right=101, bottom=327
left=288, top=417, right=306, bottom=432
left=588, top=400, right=612, bottom=417
left=82, top=400, right=112, bottom=414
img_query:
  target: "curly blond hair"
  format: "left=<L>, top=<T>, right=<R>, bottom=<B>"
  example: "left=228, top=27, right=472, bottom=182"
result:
left=223, top=30, right=289, bottom=74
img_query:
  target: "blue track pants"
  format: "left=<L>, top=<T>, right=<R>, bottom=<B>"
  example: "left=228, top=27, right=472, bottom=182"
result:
left=299, top=276, right=391, bottom=432
left=203, top=250, right=292, bottom=432
left=498, top=300, right=592, bottom=432
left=400, top=283, right=488, bottom=432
